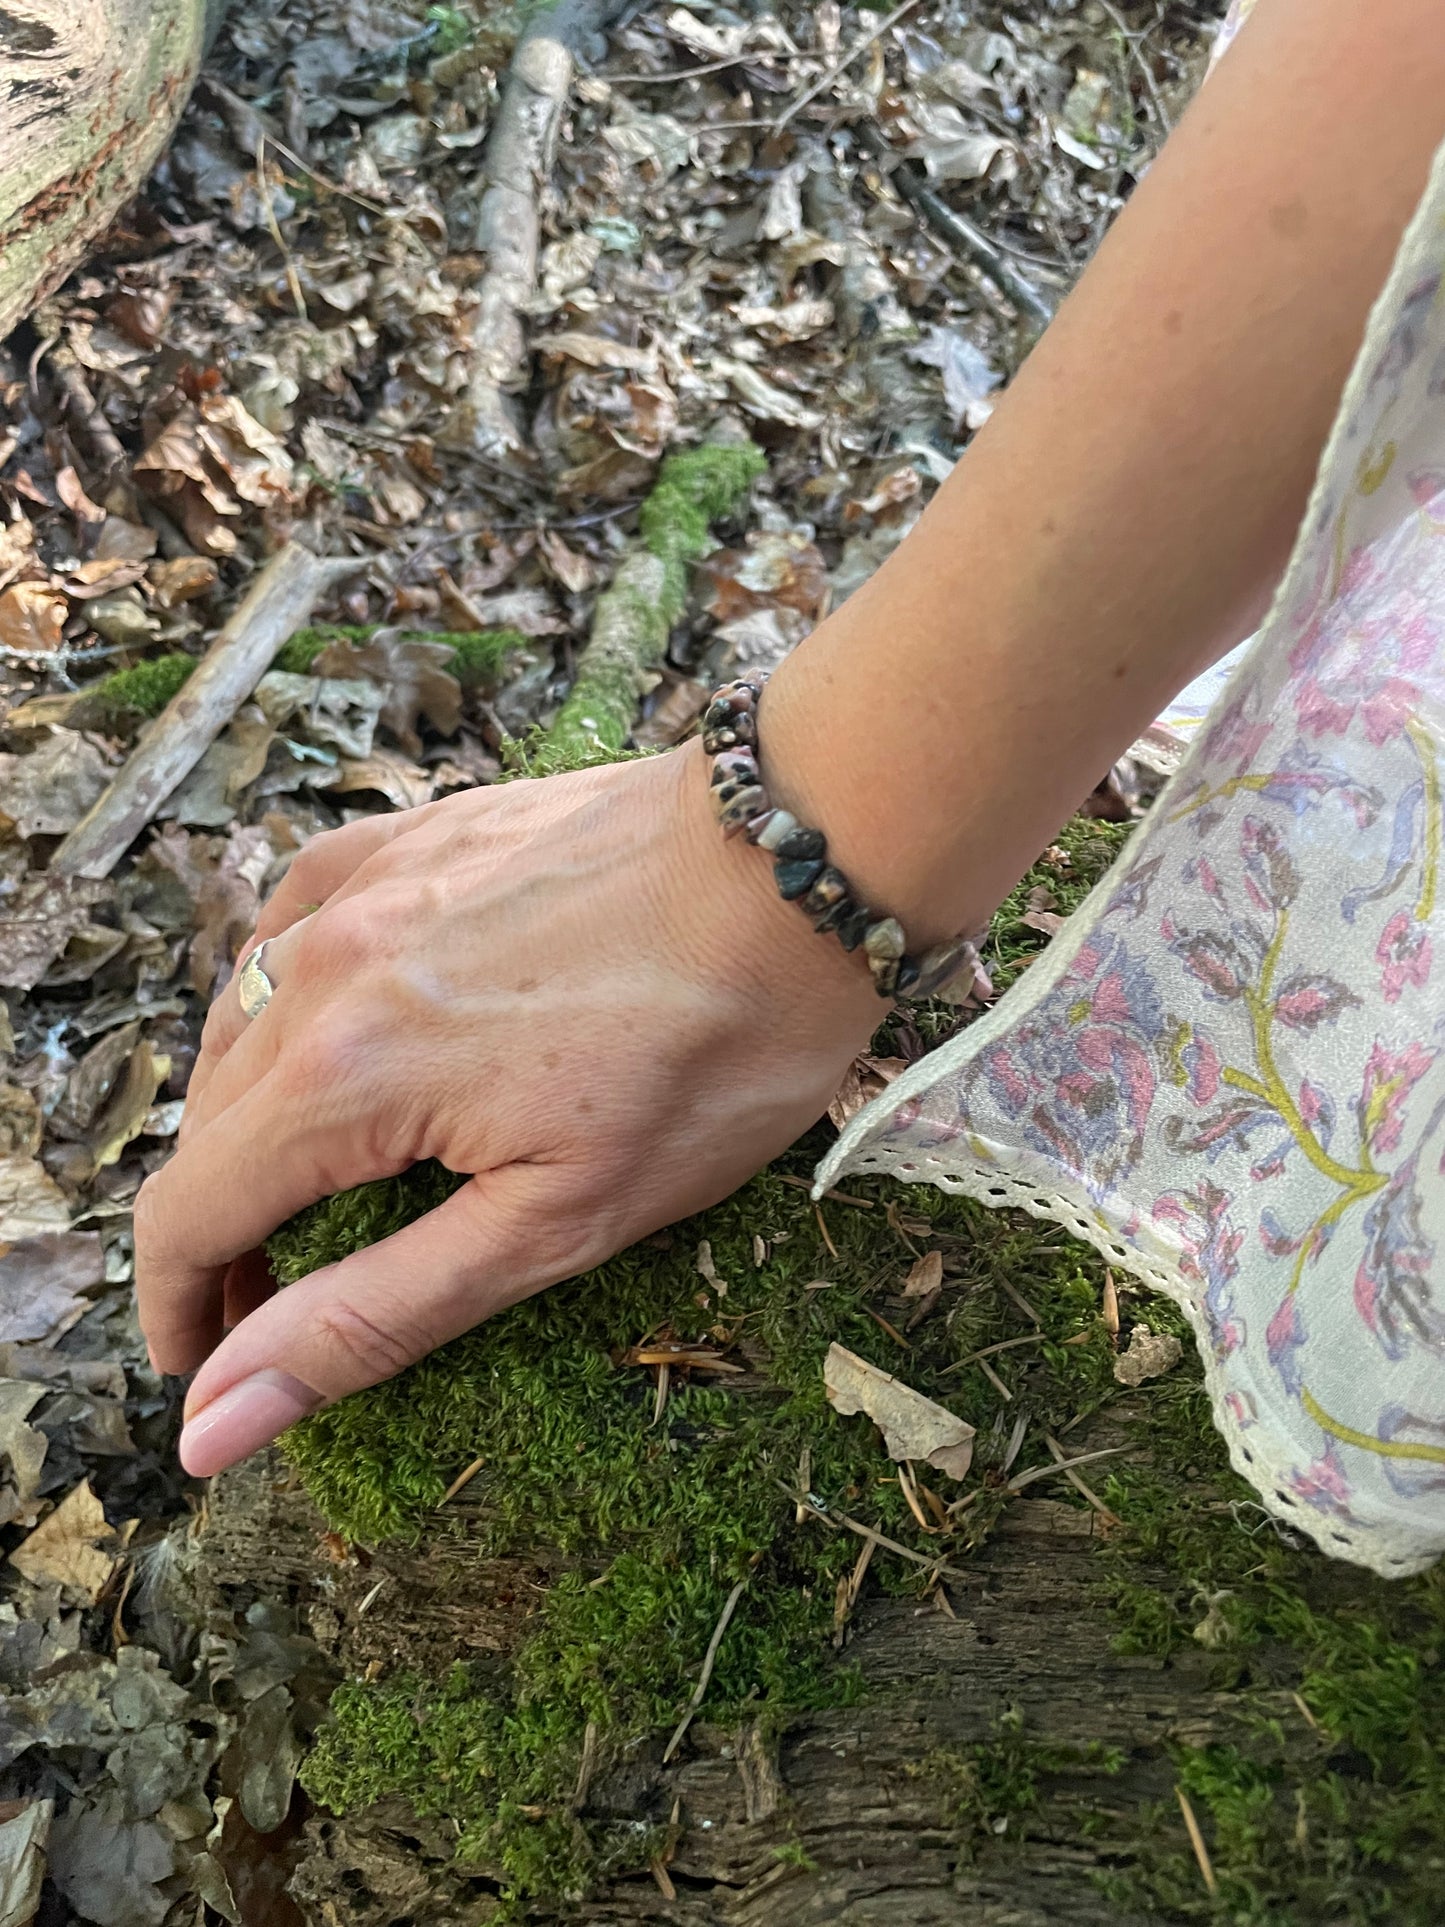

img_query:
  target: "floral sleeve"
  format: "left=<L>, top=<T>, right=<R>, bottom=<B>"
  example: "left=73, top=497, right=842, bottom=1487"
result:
left=819, top=129, right=1445, bottom=1577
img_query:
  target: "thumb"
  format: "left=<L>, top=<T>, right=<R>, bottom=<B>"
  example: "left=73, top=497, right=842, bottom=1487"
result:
left=178, top=1165, right=571, bottom=1477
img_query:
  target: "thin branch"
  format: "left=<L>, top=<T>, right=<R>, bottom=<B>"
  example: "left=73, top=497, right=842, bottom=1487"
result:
left=1175, top=1784, right=1219, bottom=1896
left=1096, top=0, right=1174, bottom=137
left=1043, top=1431, right=1122, bottom=1525
left=773, top=0, right=926, bottom=132
left=663, top=1578, right=749, bottom=1763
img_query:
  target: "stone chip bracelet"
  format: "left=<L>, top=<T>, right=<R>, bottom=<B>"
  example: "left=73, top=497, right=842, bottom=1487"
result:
left=701, top=676, right=988, bottom=1004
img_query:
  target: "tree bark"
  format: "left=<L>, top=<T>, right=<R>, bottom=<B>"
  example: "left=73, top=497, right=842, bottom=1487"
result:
left=0, top=0, right=216, bottom=341
left=192, top=1450, right=1268, bottom=1927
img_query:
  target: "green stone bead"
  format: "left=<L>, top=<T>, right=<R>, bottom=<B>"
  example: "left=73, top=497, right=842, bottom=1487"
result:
left=775, top=856, right=825, bottom=901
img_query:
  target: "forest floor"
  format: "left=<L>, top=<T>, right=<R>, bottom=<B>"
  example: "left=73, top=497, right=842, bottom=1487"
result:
left=8, top=3, right=1444, bottom=1926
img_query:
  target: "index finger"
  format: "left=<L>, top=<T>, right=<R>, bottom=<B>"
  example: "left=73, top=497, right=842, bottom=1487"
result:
left=136, top=1070, right=413, bottom=1375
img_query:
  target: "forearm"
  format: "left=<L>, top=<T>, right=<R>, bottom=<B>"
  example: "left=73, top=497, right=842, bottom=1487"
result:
left=763, top=0, right=1445, bottom=947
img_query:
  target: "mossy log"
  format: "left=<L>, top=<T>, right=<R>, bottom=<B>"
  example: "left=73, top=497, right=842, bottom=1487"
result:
left=541, top=441, right=766, bottom=768
left=0, top=0, right=221, bottom=341
left=195, top=1441, right=1240, bottom=1927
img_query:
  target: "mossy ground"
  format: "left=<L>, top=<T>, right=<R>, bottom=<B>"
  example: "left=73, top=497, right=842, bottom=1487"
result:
left=83, top=625, right=526, bottom=731
left=272, top=807, right=1445, bottom=1921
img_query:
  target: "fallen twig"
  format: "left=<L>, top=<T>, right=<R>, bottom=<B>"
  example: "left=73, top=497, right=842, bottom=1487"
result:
left=1043, top=1431, right=1122, bottom=1526
left=662, top=1577, right=749, bottom=1763
left=52, top=543, right=359, bottom=879
left=857, top=125, right=1055, bottom=327
left=1175, top=1784, right=1219, bottom=1896
left=788, top=1484, right=986, bottom=1587
left=774, top=0, right=926, bottom=132
left=444, top=0, right=630, bottom=458
left=539, top=441, right=763, bottom=766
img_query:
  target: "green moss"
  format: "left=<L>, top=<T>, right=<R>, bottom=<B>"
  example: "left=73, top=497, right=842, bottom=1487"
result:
left=539, top=442, right=765, bottom=768
left=1088, top=1334, right=1445, bottom=1923
left=637, top=441, right=767, bottom=625
left=274, top=771, right=1445, bottom=1917
left=88, top=652, right=196, bottom=726
left=918, top=1707, right=1124, bottom=1861
left=276, top=1129, right=1124, bottom=1908
left=273, top=623, right=526, bottom=685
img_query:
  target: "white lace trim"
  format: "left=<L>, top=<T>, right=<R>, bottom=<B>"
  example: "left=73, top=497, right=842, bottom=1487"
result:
left=831, top=1145, right=1442, bottom=1578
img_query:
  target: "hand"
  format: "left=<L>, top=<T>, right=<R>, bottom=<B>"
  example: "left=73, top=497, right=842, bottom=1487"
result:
left=136, top=742, right=879, bottom=1477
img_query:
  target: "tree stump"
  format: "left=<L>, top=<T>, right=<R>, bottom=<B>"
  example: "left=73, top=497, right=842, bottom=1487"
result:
left=0, top=0, right=218, bottom=340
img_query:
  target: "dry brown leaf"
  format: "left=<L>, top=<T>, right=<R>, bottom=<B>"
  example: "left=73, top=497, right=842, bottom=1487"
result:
left=195, top=393, right=297, bottom=506
left=0, top=1798, right=52, bottom=1925
left=90, top=1041, right=171, bottom=1174
left=0, top=520, right=36, bottom=593
left=633, top=678, right=710, bottom=749
left=0, top=1379, right=49, bottom=1528
left=1112, top=1324, right=1184, bottom=1387
left=0, top=1233, right=106, bottom=1344
left=0, top=730, right=112, bottom=839
left=93, top=517, right=159, bottom=564
left=55, top=466, right=106, bottom=526
left=1114, top=1325, right=1183, bottom=1389
left=700, top=531, right=830, bottom=626
left=902, top=1251, right=944, bottom=1299
left=1020, top=909, right=1067, bottom=937
left=0, top=1159, right=70, bottom=1242
left=535, top=332, right=658, bottom=373
left=0, top=583, right=66, bottom=655
left=0, top=873, right=115, bottom=991
left=62, top=557, right=149, bottom=600
left=52, top=1029, right=141, bottom=1137
left=0, top=1085, right=42, bottom=1158
left=827, top=1053, right=908, bottom=1131
left=7, top=1480, right=129, bottom=1604
left=537, top=529, right=596, bottom=595
left=327, top=750, right=436, bottom=810
left=824, top=1342, right=975, bottom=1480
left=148, top=556, right=219, bottom=608
left=314, top=632, right=461, bottom=756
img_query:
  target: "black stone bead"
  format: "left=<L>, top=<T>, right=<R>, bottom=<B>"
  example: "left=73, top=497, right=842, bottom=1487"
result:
left=833, top=903, right=872, bottom=951
left=812, top=892, right=857, bottom=935
left=775, top=856, right=825, bottom=901
left=803, top=866, right=850, bottom=924
left=702, top=697, right=735, bottom=733
left=894, top=957, right=922, bottom=996
left=774, top=824, right=825, bottom=863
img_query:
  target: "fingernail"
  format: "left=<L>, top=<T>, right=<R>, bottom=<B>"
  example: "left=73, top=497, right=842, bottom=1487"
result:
left=179, top=1369, right=323, bottom=1477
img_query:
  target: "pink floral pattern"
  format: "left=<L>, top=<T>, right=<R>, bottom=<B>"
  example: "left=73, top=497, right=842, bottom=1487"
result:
left=821, top=135, right=1445, bottom=1575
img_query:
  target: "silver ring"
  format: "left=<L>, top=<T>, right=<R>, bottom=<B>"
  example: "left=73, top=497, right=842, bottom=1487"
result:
left=238, top=941, right=275, bottom=1021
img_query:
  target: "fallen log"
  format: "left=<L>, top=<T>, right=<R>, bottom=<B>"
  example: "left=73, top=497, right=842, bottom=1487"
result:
left=0, top=1, right=222, bottom=341
left=441, top=0, right=631, bottom=460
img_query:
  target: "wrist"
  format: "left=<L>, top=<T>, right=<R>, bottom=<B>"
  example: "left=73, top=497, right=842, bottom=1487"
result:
left=756, top=632, right=991, bottom=953
left=657, top=738, right=881, bottom=1036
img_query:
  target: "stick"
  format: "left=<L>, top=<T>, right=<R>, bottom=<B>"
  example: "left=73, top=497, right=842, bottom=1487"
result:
left=1043, top=1430, right=1122, bottom=1525
left=662, top=1577, right=748, bottom=1763
left=787, top=1484, right=986, bottom=1586
left=51, top=543, right=359, bottom=879
left=1175, top=1784, right=1219, bottom=1896
left=773, top=0, right=926, bottom=132
left=444, top=0, right=629, bottom=459
left=857, top=125, right=1055, bottom=327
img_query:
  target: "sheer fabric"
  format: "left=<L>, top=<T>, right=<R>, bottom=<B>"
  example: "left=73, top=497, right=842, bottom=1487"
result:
left=819, top=133, right=1445, bottom=1577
